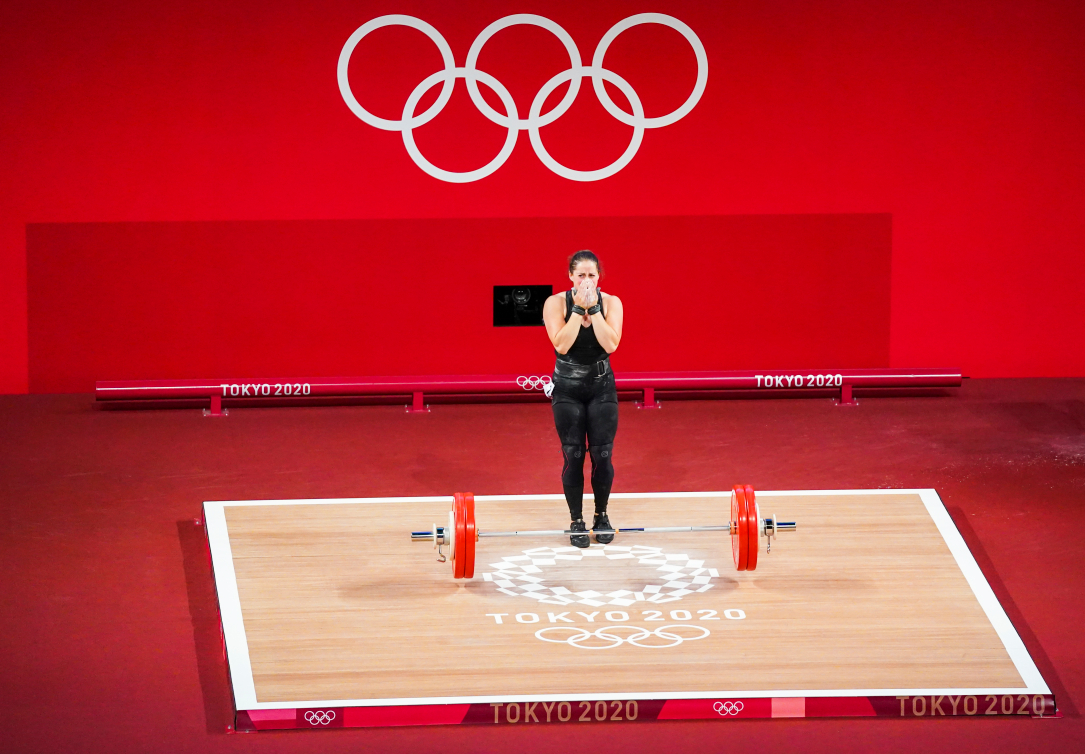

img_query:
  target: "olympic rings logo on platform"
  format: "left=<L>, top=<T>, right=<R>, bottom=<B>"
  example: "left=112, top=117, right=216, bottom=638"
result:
left=714, top=700, right=744, bottom=716
left=304, top=710, right=336, bottom=725
left=337, top=13, right=708, bottom=182
left=536, top=624, right=710, bottom=649
left=516, top=375, right=552, bottom=391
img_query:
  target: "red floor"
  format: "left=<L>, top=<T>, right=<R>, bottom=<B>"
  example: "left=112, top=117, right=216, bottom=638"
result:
left=2, top=379, right=1083, bottom=753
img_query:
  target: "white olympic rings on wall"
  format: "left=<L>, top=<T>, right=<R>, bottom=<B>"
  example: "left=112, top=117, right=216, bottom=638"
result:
left=535, top=624, right=710, bottom=649
left=516, top=375, right=552, bottom=391
left=337, top=13, right=707, bottom=182
left=304, top=710, right=336, bottom=725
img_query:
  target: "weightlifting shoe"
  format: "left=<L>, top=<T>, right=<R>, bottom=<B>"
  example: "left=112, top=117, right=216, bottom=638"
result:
left=569, top=519, right=589, bottom=549
left=593, top=512, right=615, bottom=544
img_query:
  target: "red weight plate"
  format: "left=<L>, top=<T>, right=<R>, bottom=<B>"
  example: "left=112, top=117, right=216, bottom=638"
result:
left=744, top=484, right=758, bottom=571
left=738, top=485, right=750, bottom=571
left=450, top=493, right=461, bottom=579
left=730, top=488, right=740, bottom=569
left=452, top=493, right=466, bottom=579
left=463, top=492, right=476, bottom=579
left=732, top=485, right=749, bottom=571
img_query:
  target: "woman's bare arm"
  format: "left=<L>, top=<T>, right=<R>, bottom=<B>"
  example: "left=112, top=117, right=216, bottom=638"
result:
left=544, top=293, right=583, bottom=355
left=591, top=292, right=623, bottom=353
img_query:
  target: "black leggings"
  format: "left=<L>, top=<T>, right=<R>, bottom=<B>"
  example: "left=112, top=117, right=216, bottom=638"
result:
left=551, top=368, right=619, bottom=520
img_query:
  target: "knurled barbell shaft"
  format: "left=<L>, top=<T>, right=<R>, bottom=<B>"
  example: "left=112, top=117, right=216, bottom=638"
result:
left=410, top=521, right=797, bottom=540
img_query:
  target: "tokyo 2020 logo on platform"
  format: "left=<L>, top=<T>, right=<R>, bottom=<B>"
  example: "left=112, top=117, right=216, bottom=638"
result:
left=482, top=543, right=720, bottom=606
left=337, top=13, right=708, bottom=183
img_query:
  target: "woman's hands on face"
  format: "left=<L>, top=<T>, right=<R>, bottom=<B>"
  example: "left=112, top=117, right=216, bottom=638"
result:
left=572, top=280, right=597, bottom=310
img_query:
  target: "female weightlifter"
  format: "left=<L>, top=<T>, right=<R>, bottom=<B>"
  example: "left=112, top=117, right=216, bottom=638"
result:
left=543, top=251, right=624, bottom=548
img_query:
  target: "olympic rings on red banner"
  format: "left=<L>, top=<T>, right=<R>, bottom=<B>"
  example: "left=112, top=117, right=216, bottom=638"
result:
left=516, top=375, right=553, bottom=391
left=304, top=710, right=336, bottom=725
left=713, top=700, right=744, bottom=716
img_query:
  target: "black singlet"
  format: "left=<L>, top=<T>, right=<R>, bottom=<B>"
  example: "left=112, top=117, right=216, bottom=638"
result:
left=556, top=289, right=608, bottom=366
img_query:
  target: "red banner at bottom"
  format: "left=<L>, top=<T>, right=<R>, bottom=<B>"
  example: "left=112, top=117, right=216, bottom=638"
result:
left=235, top=693, right=1058, bottom=731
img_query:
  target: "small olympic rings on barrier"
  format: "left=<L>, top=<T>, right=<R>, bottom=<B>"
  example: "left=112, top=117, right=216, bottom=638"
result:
left=535, top=624, right=710, bottom=649
left=337, top=13, right=707, bottom=182
left=516, top=375, right=552, bottom=391
left=304, top=710, right=336, bottom=725
left=713, top=700, right=744, bottom=716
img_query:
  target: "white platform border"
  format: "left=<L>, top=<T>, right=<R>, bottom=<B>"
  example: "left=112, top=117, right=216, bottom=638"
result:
left=202, top=489, right=1051, bottom=711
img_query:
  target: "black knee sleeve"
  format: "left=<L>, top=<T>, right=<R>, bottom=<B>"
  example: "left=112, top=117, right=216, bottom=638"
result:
left=561, top=444, right=586, bottom=519
left=589, top=443, right=614, bottom=514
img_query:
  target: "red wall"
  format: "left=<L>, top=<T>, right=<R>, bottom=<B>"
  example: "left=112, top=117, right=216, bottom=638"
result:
left=3, top=0, right=1084, bottom=392
left=27, top=215, right=890, bottom=391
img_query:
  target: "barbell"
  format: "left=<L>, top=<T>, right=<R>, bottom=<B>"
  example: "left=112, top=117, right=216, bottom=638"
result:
left=410, top=485, right=796, bottom=579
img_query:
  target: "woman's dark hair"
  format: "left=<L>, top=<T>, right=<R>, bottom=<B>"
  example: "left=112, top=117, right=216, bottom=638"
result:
left=568, top=249, right=603, bottom=277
